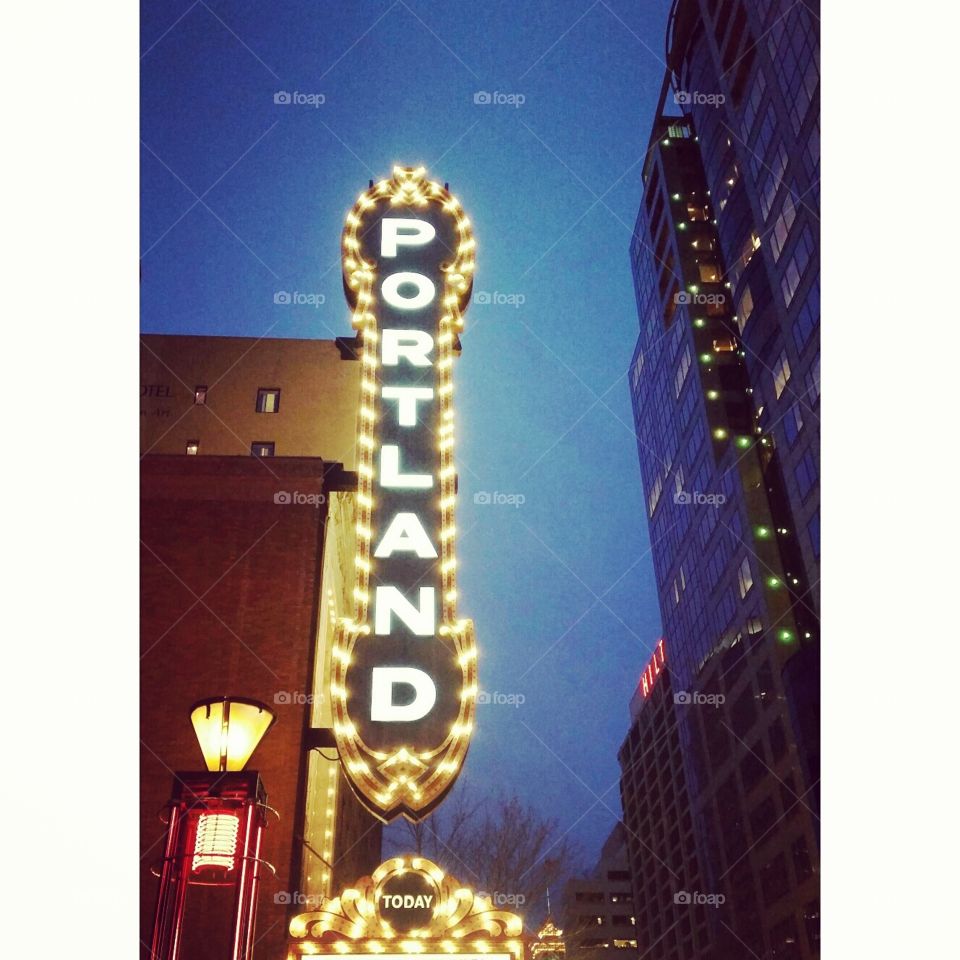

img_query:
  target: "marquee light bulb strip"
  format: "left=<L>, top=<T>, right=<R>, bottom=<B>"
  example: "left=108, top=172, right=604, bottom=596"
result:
left=289, top=857, right=524, bottom=958
left=332, top=166, right=477, bottom=821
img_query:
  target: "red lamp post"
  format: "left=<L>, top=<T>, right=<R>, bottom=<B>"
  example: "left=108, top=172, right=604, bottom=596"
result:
left=150, top=697, right=277, bottom=960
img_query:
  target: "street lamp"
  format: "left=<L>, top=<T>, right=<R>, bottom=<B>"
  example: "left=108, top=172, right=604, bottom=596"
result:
left=150, top=697, right=277, bottom=960
left=190, top=697, right=277, bottom=772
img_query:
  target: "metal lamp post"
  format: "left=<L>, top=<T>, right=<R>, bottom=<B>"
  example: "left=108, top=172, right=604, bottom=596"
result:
left=150, top=697, right=277, bottom=960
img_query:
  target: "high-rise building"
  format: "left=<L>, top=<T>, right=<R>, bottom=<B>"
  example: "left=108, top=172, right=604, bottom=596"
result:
left=562, top=825, right=638, bottom=960
left=140, top=333, right=382, bottom=960
left=617, top=642, right=710, bottom=960
left=621, top=0, right=820, bottom=957
left=667, top=0, right=820, bottom=594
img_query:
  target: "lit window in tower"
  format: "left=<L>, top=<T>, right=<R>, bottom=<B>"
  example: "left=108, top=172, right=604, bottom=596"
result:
left=191, top=812, right=240, bottom=873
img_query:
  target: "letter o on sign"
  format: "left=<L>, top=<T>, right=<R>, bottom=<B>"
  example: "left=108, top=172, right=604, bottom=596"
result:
left=381, top=272, right=436, bottom=310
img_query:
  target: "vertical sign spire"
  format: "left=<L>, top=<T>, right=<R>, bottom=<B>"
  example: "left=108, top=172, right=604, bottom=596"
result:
left=332, top=166, right=477, bottom=821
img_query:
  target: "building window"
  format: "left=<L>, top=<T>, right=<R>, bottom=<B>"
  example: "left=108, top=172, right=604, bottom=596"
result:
left=256, top=388, right=281, bottom=413
left=773, top=350, right=791, bottom=398
left=674, top=346, right=692, bottom=397
left=737, top=284, right=754, bottom=333
left=185, top=440, right=199, bottom=456
left=760, top=143, right=788, bottom=221
left=686, top=203, right=708, bottom=222
left=784, top=404, right=804, bottom=445
left=194, top=385, right=207, bottom=405
left=807, top=509, right=820, bottom=558
left=698, top=261, right=720, bottom=283
left=793, top=275, right=819, bottom=352
left=631, top=352, right=644, bottom=392
left=738, top=557, right=754, bottom=598
left=648, top=473, right=663, bottom=517
left=251, top=441, right=275, bottom=458
left=780, top=225, right=815, bottom=308
left=771, top=190, right=797, bottom=262
left=795, top=451, right=818, bottom=500
left=806, top=351, right=820, bottom=404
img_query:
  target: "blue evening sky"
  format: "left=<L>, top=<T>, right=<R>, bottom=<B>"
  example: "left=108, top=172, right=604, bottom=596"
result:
left=142, top=0, right=673, bottom=876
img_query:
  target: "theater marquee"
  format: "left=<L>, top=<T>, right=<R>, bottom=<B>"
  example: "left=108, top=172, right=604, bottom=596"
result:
left=332, top=166, right=477, bottom=821
left=289, top=857, right=524, bottom=960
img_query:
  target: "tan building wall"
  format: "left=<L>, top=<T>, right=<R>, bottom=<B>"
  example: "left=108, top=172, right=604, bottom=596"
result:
left=140, top=334, right=381, bottom=960
left=140, top=334, right=359, bottom=467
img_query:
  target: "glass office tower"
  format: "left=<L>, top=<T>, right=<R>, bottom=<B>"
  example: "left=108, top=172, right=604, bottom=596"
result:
left=620, top=2, right=820, bottom=957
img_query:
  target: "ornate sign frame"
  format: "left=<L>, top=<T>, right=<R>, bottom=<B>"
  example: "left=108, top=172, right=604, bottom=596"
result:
left=332, top=167, right=478, bottom=821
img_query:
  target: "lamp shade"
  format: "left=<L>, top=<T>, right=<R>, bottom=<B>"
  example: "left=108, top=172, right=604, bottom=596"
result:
left=190, top=697, right=276, bottom=772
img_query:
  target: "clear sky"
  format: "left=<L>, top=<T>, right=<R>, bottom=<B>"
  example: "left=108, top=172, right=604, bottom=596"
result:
left=142, top=0, right=673, bottom=878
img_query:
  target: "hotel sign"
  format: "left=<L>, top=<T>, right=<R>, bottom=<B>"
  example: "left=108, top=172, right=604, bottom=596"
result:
left=332, top=166, right=477, bottom=821
left=639, top=638, right=666, bottom=699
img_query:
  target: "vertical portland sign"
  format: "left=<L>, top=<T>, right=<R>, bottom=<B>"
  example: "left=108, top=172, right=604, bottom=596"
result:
left=332, top=166, right=477, bottom=821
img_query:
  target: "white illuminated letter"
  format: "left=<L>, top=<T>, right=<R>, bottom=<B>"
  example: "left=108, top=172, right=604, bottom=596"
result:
left=382, top=386, right=434, bottom=426
left=371, top=667, right=437, bottom=722
left=380, top=445, right=432, bottom=488
left=382, top=330, right=434, bottom=366
left=382, top=272, right=435, bottom=311
left=374, top=512, right=438, bottom=559
left=381, top=218, right=436, bottom=257
left=375, top=586, right=436, bottom=635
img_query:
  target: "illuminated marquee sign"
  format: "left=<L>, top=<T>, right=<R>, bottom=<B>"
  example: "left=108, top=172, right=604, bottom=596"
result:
left=639, top=638, right=666, bottom=698
left=332, top=166, right=477, bottom=821
left=289, top=857, right=525, bottom=960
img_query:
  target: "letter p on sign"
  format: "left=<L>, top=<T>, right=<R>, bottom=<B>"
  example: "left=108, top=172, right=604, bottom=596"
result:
left=381, top=218, right=436, bottom=257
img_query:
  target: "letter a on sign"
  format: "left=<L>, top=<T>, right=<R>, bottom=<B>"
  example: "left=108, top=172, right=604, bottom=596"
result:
left=331, top=167, right=478, bottom=822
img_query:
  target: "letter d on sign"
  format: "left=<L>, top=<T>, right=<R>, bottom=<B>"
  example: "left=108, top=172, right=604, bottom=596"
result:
left=371, top=667, right=437, bottom=722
